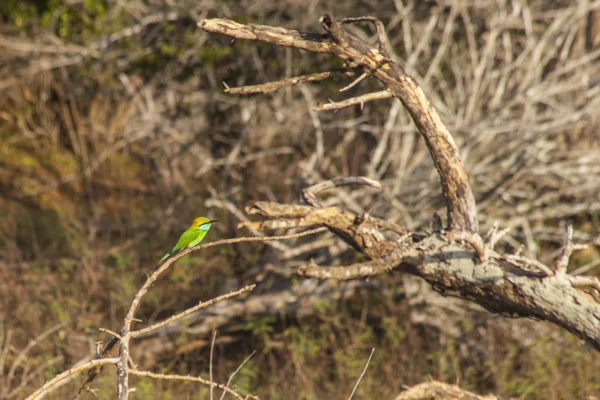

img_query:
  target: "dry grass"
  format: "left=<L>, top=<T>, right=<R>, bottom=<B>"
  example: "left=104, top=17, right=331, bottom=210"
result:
left=1, top=0, right=600, bottom=398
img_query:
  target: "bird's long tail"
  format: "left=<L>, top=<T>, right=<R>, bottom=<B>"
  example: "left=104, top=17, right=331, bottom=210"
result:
left=159, top=249, right=173, bottom=263
left=144, top=249, right=173, bottom=279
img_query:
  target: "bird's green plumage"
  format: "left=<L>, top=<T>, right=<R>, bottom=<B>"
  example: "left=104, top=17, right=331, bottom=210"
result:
left=159, top=217, right=214, bottom=263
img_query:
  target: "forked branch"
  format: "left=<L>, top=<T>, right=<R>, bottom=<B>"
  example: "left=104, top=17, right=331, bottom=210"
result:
left=199, top=15, right=600, bottom=349
left=72, top=230, right=325, bottom=400
left=241, top=188, right=600, bottom=350
left=199, top=15, right=478, bottom=232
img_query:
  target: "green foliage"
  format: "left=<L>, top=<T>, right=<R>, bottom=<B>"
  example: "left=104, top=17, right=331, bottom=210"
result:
left=49, top=300, right=69, bottom=323
left=1, top=0, right=112, bottom=40
left=132, top=377, right=155, bottom=400
left=198, top=44, right=234, bottom=66
left=245, top=316, right=276, bottom=352
left=169, top=262, right=194, bottom=285
left=44, top=1, right=109, bottom=40
left=0, top=0, right=44, bottom=28
left=381, top=316, right=405, bottom=343
left=284, top=325, right=322, bottom=360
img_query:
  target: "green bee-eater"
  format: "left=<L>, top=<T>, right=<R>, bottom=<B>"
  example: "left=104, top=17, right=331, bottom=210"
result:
left=159, top=217, right=217, bottom=263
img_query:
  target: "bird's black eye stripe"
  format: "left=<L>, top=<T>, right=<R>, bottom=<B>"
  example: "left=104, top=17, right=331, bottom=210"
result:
left=199, top=220, right=218, bottom=228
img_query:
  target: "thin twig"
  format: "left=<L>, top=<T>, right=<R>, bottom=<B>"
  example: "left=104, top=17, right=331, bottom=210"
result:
left=98, top=328, right=123, bottom=340
left=193, top=228, right=328, bottom=250
left=225, top=69, right=356, bottom=94
left=340, top=16, right=391, bottom=56
left=314, top=90, right=392, bottom=111
left=130, top=285, right=255, bottom=338
left=6, top=322, right=65, bottom=391
left=448, top=231, right=487, bottom=263
left=301, top=176, right=381, bottom=207
left=10, top=356, right=63, bottom=400
left=219, top=351, right=257, bottom=400
left=571, top=258, right=600, bottom=276
left=300, top=85, right=325, bottom=163
left=555, top=225, right=588, bottom=274
left=339, top=72, right=368, bottom=92
left=504, top=254, right=554, bottom=276
left=347, top=348, right=375, bottom=400
left=128, top=369, right=258, bottom=400
left=570, top=275, right=600, bottom=293
left=210, top=328, right=217, bottom=400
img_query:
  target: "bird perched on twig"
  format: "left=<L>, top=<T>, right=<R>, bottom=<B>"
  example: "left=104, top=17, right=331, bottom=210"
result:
left=159, top=217, right=217, bottom=263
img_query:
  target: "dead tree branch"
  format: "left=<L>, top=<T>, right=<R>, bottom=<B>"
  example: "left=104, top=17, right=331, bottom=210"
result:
left=225, top=69, right=356, bottom=94
left=200, top=15, right=478, bottom=232
left=199, top=15, right=600, bottom=348
left=395, top=380, right=500, bottom=400
left=246, top=196, right=600, bottom=349
left=314, top=90, right=392, bottom=111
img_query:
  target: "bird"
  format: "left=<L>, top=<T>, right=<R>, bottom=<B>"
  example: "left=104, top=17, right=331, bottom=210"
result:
left=159, top=217, right=217, bottom=263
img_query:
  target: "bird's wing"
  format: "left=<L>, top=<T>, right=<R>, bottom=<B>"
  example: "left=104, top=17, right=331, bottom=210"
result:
left=187, top=230, right=208, bottom=248
left=173, top=229, right=199, bottom=252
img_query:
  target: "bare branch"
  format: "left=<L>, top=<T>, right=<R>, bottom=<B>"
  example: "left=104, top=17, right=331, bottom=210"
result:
left=98, top=230, right=324, bottom=400
left=555, top=224, right=588, bottom=274
left=197, top=12, right=600, bottom=350
left=198, top=18, right=331, bottom=53
left=128, top=370, right=257, bottom=400
left=339, top=72, right=368, bottom=92
left=244, top=202, right=394, bottom=259
left=225, top=69, right=356, bottom=94
left=569, top=275, right=600, bottom=293
left=301, top=176, right=381, bottom=207
left=314, top=90, right=393, bottom=111
left=219, top=351, right=256, bottom=400
left=242, top=192, right=600, bottom=350
left=199, top=16, right=479, bottom=232
left=347, top=348, right=375, bottom=400
left=132, top=280, right=381, bottom=359
left=6, top=323, right=65, bottom=391
left=339, top=16, right=391, bottom=57
left=130, top=285, right=256, bottom=338
left=396, top=381, right=501, bottom=400
left=26, top=358, right=119, bottom=400
left=298, top=249, right=419, bottom=280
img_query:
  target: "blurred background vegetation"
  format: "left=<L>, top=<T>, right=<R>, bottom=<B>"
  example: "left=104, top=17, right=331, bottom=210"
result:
left=1, top=0, right=600, bottom=399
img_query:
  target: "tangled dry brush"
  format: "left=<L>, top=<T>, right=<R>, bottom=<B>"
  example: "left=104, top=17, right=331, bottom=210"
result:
left=1, top=0, right=600, bottom=399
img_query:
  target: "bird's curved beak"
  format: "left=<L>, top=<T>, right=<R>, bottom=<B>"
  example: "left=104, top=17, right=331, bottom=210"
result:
left=199, top=220, right=218, bottom=228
